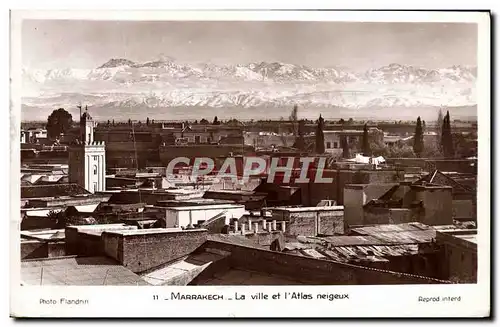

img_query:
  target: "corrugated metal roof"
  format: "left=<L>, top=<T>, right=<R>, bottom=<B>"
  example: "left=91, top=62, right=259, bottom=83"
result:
left=318, top=235, right=382, bottom=246
left=351, top=222, right=430, bottom=234
left=349, top=223, right=459, bottom=244
left=316, top=244, right=419, bottom=263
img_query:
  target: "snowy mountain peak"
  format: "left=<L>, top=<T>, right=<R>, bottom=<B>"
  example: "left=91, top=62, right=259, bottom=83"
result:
left=21, top=57, right=477, bottom=119
left=97, top=58, right=136, bottom=69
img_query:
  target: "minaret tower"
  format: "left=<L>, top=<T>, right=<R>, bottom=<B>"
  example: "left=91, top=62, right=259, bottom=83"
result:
left=68, top=106, right=106, bottom=193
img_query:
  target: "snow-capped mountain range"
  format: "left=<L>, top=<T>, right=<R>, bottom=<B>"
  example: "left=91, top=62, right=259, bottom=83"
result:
left=21, top=57, right=477, bottom=120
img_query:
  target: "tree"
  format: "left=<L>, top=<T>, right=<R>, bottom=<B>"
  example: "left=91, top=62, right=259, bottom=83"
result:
left=128, top=119, right=132, bottom=126
left=341, top=135, right=350, bottom=159
left=289, top=104, right=299, bottom=136
left=339, top=118, right=345, bottom=125
left=413, top=116, right=424, bottom=157
left=437, top=109, right=444, bottom=137
left=362, top=124, right=370, bottom=156
left=293, top=119, right=306, bottom=151
left=315, top=115, right=325, bottom=154
left=453, top=132, right=477, bottom=158
left=441, top=111, right=455, bottom=158
left=112, top=119, right=115, bottom=126
left=146, top=117, right=150, bottom=125
left=347, top=118, right=354, bottom=125
left=213, top=116, right=220, bottom=125
left=46, top=108, right=73, bottom=139
left=200, top=118, right=209, bottom=124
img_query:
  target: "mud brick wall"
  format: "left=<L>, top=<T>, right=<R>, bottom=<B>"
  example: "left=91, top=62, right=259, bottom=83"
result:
left=65, top=226, right=80, bottom=255
left=241, top=231, right=283, bottom=246
left=21, top=241, right=66, bottom=260
left=21, top=241, right=47, bottom=259
left=46, top=242, right=66, bottom=258
left=363, top=208, right=415, bottom=225
left=65, top=226, right=104, bottom=256
left=452, top=199, right=475, bottom=220
left=280, top=210, right=344, bottom=237
left=21, top=217, right=58, bottom=231
left=201, top=240, right=446, bottom=285
left=414, top=186, right=453, bottom=226
left=102, top=229, right=208, bottom=273
left=288, top=211, right=316, bottom=236
left=388, top=208, right=415, bottom=224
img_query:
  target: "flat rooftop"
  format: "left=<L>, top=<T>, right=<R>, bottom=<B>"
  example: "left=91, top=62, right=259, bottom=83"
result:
left=21, top=256, right=149, bottom=286
left=103, top=227, right=206, bottom=236
left=161, top=204, right=245, bottom=211
left=68, top=224, right=138, bottom=236
left=156, top=199, right=234, bottom=205
left=21, top=229, right=65, bottom=241
left=204, top=190, right=262, bottom=195
left=270, top=206, right=344, bottom=213
left=436, top=229, right=478, bottom=245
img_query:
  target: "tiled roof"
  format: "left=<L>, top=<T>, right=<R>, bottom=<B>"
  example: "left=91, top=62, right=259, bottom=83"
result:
left=21, top=183, right=90, bottom=199
left=21, top=256, right=149, bottom=286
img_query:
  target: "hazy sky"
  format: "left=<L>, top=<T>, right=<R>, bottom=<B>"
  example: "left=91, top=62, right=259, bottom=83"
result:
left=21, top=20, right=477, bottom=70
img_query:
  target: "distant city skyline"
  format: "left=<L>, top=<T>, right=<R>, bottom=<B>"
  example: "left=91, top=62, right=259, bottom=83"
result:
left=22, top=20, right=477, bottom=71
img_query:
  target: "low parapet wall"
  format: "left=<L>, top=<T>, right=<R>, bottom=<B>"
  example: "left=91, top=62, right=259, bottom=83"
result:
left=200, top=239, right=450, bottom=285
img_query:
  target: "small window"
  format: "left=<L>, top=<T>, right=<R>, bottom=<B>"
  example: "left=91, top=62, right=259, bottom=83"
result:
left=93, top=155, right=98, bottom=161
left=93, top=165, right=98, bottom=175
left=333, top=142, right=338, bottom=148
left=326, top=142, right=331, bottom=149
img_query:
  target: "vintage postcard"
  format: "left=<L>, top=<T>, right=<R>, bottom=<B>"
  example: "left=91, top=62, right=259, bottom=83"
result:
left=9, top=10, right=490, bottom=318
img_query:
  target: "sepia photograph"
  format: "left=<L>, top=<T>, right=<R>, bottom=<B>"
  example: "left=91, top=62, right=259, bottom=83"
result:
left=9, top=9, right=491, bottom=318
